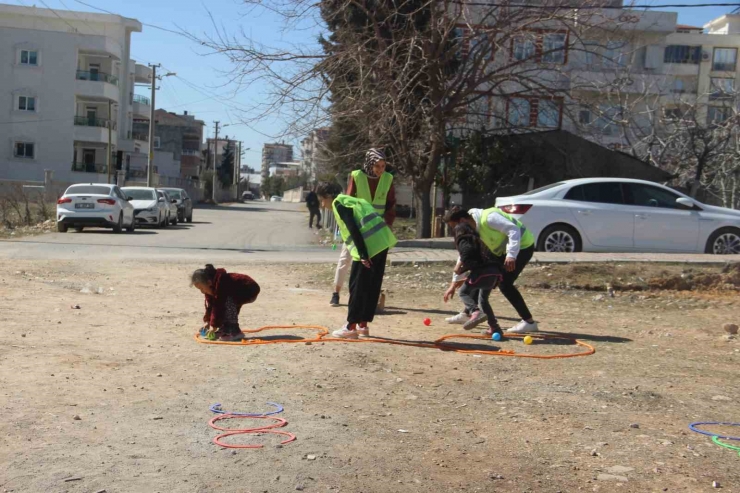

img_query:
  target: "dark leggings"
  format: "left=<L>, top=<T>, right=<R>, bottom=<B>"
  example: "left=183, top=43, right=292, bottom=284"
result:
left=347, top=249, right=388, bottom=324
left=309, top=208, right=322, bottom=228
left=496, top=245, right=534, bottom=321
left=458, top=283, right=498, bottom=329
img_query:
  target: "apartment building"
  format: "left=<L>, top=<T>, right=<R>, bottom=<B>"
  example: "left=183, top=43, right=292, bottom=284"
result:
left=132, top=109, right=205, bottom=180
left=261, top=143, right=293, bottom=182
left=300, top=128, right=329, bottom=183
left=0, top=3, right=152, bottom=182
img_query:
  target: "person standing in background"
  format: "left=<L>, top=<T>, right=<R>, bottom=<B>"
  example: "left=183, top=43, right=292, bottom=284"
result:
left=330, top=148, right=396, bottom=307
left=306, top=186, right=322, bottom=229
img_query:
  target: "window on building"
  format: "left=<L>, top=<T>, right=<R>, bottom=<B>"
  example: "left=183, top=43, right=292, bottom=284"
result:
left=512, top=36, right=536, bottom=61
left=154, top=136, right=161, bottom=149
left=672, top=78, right=685, bottom=94
left=713, top=48, right=737, bottom=71
left=20, top=50, right=38, bottom=66
left=507, top=97, right=562, bottom=128
left=18, top=96, right=36, bottom=111
left=542, top=33, right=566, bottom=63
left=707, top=106, right=732, bottom=124
left=709, top=77, right=735, bottom=99
left=664, top=45, right=701, bottom=64
left=14, top=142, right=35, bottom=158
left=578, top=109, right=592, bottom=125
left=470, top=33, right=494, bottom=60
left=512, top=31, right=568, bottom=64
left=595, top=104, right=622, bottom=135
left=663, top=107, right=683, bottom=121
left=537, top=99, right=560, bottom=127
left=603, top=41, right=626, bottom=69
left=508, top=98, right=531, bottom=126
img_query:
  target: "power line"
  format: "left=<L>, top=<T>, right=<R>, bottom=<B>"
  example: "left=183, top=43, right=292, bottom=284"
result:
left=71, top=0, right=189, bottom=37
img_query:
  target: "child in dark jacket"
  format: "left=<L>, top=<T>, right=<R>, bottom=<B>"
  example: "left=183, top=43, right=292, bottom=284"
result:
left=191, top=264, right=260, bottom=341
left=453, top=223, right=504, bottom=337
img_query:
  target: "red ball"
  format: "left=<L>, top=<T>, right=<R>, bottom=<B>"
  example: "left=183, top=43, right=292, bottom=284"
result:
left=423, top=318, right=432, bottom=326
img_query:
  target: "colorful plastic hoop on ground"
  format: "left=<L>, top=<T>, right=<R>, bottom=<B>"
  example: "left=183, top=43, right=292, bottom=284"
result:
left=712, top=436, right=740, bottom=456
left=689, top=422, right=740, bottom=441
left=213, top=430, right=297, bottom=449
left=208, top=414, right=287, bottom=432
left=209, top=402, right=284, bottom=416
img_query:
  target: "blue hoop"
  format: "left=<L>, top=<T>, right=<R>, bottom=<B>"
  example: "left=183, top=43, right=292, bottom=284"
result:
left=688, top=422, right=740, bottom=441
left=209, top=402, right=284, bottom=417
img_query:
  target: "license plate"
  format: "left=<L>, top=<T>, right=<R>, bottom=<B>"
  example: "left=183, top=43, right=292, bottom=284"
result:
left=75, top=203, right=94, bottom=209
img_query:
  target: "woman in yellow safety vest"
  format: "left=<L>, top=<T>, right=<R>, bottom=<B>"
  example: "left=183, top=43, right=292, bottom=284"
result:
left=443, top=207, right=539, bottom=335
left=330, top=149, right=396, bottom=307
left=331, top=194, right=397, bottom=339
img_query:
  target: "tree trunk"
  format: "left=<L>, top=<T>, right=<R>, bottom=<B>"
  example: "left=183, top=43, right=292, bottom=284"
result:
left=690, top=158, right=707, bottom=198
left=413, top=180, right=433, bottom=238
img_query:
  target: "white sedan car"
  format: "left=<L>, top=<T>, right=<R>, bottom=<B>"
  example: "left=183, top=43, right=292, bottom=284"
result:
left=495, top=178, right=740, bottom=255
left=122, top=187, right=169, bottom=228
left=56, top=183, right=135, bottom=233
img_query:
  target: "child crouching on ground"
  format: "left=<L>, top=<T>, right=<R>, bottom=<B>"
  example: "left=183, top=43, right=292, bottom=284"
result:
left=451, top=223, right=504, bottom=338
left=191, top=264, right=260, bottom=341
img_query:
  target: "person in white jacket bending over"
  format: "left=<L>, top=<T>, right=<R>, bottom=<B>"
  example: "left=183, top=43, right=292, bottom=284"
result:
left=442, top=206, right=539, bottom=334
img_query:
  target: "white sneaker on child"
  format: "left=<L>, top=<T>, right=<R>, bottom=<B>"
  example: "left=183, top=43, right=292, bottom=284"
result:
left=445, top=312, right=468, bottom=324
left=506, top=320, right=539, bottom=334
left=332, top=325, right=359, bottom=339
left=356, top=325, right=370, bottom=337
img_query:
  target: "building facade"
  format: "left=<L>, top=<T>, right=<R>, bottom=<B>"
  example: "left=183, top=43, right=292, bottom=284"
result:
left=300, top=128, right=329, bottom=183
left=261, top=143, right=293, bottom=182
left=133, top=109, right=205, bottom=180
left=0, top=4, right=152, bottom=183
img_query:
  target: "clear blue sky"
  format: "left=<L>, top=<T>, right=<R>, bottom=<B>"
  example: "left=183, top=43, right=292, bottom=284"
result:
left=8, top=0, right=739, bottom=169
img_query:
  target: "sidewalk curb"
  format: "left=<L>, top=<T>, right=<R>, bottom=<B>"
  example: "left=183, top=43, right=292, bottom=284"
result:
left=396, top=239, right=455, bottom=250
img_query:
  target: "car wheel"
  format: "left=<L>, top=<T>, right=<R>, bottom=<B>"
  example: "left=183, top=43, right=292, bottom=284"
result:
left=187, top=213, right=192, bottom=223
left=537, top=224, right=582, bottom=253
left=112, top=214, right=123, bottom=234
left=171, top=214, right=178, bottom=225
left=57, top=222, right=68, bottom=233
left=705, top=227, right=740, bottom=255
left=126, top=215, right=136, bottom=233
left=74, top=226, right=84, bottom=233
left=163, top=214, right=169, bottom=228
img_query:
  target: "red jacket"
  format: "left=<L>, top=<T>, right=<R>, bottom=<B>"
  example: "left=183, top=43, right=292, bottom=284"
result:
left=203, top=269, right=260, bottom=328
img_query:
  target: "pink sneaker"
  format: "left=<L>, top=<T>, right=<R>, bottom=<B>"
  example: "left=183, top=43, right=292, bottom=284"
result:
left=463, top=311, right=487, bottom=330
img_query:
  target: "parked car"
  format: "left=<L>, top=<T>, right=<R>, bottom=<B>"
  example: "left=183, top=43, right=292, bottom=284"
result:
left=122, top=186, right=169, bottom=228
left=242, top=191, right=254, bottom=201
left=270, top=195, right=282, bottom=202
left=56, top=183, right=135, bottom=233
left=160, top=187, right=193, bottom=222
left=495, top=178, right=740, bottom=255
left=157, top=189, right=179, bottom=225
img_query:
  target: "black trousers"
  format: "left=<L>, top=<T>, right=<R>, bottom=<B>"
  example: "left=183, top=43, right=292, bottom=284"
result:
left=494, top=245, right=534, bottom=321
left=309, top=207, right=322, bottom=228
left=347, top=249, right=388, bottom=324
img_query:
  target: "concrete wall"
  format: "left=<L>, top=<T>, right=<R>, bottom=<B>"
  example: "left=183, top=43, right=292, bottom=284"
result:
left=283, top=186, right=306, bottom=203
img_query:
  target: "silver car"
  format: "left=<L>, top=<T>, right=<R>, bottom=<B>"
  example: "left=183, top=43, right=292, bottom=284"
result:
left=157, top=189, right=179, bottom=225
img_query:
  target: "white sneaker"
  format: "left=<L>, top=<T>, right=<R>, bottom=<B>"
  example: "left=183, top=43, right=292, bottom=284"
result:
left=356, top=325, right=370, bottom=337
left=332, top=325, right=359, bottom=339
left=506, top=320, right=539, bottom=334
left=445, top=312, right=468, bottom=324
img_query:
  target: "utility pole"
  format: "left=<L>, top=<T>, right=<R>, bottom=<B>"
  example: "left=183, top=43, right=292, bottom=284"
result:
left=146, top=63, right=160, bottom=187
left=235, top=141, right=242, bottom=201
left=107, top=99, right=113, bottom=184
left=212, top=121, right=220, bottom=203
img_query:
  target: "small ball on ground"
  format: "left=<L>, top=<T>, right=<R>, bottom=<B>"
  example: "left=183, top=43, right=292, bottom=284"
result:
left=423, top=318, right=432, bottom=326
left=523, top=335, right=533, bottom=345
left=491, top=332, right=502, bottom=341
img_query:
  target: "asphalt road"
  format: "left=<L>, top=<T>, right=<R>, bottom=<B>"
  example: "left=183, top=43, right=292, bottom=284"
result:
left=0, top=201, right=340, bottom=262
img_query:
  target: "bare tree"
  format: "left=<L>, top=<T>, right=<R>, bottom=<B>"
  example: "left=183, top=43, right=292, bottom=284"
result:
left=194, top=0, right=655, bottom=236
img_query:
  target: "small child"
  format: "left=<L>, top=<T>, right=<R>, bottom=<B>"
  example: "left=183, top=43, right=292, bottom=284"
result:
left=191, top=264, right=260, bottom=341
left=452, top=223, right=504, bottom=338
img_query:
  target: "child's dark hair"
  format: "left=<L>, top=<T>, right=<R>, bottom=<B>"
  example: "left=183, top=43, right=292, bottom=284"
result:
left=453, top=223, right=479, bottom=248
left=191, top=264, right=217, bottom=286
left=443, top=206, right=472, bottom=223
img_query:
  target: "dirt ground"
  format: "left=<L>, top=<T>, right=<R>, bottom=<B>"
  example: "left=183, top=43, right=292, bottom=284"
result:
left=1, top=259, right=739, bottom=493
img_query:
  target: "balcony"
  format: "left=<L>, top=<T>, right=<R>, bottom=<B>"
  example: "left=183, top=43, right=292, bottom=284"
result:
left=74, top=117, right=117, bottom=144
left=75, top=70, right=119, bottom=102
left=182, top=149, right=201, bottom=156
left=131, top=132, right=149, bottom=142
left=134, top=63, right=153, bottom=84
left=71, top=161, right=109, bottom=173
left=133, top=94, right=151, bottom=119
